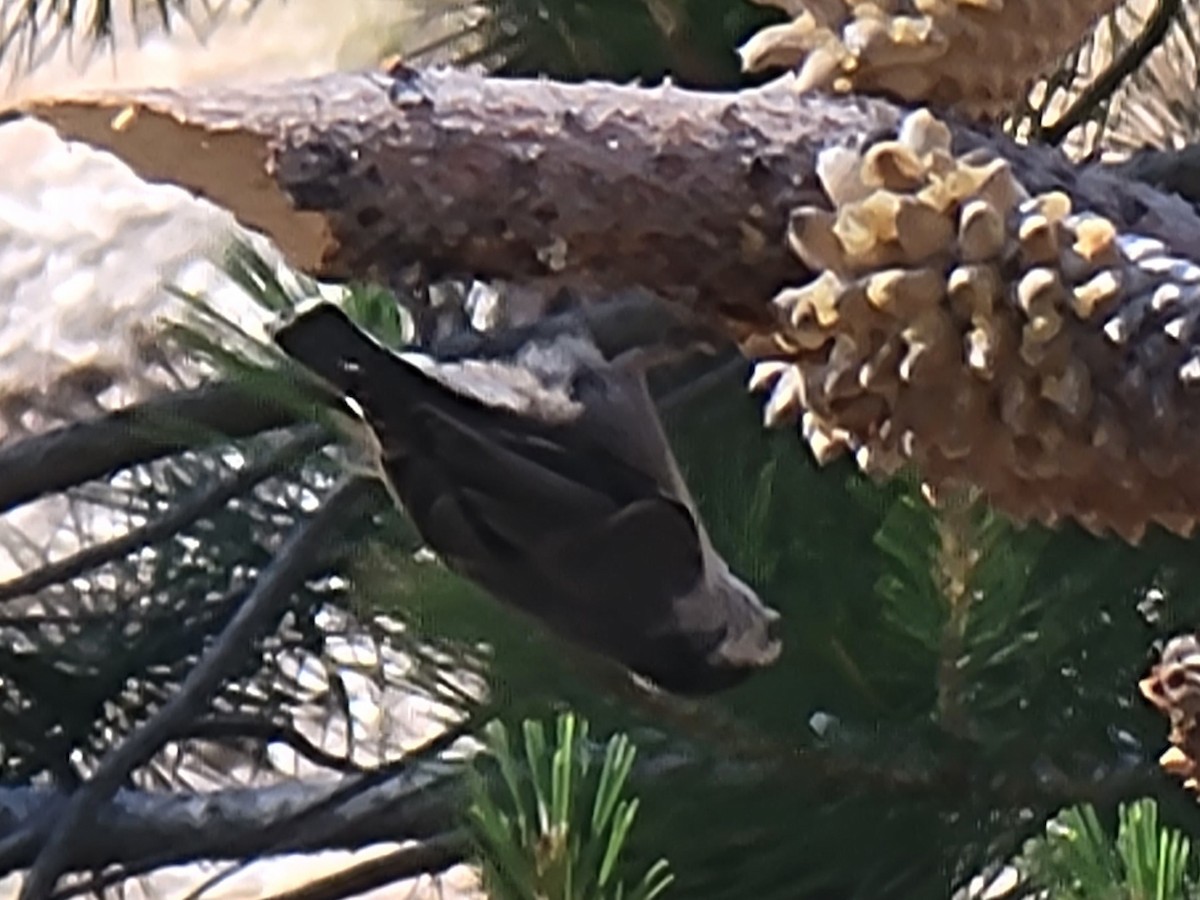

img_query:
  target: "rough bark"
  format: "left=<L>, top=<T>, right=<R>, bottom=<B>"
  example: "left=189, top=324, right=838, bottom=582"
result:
left=15, top=68, right=843, bottom=331
left=14, top=67, right=1200, bottom=320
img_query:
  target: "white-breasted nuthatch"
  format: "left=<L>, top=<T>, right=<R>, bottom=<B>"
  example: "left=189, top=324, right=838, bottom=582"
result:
left=272, top=299, right=782, bottom=695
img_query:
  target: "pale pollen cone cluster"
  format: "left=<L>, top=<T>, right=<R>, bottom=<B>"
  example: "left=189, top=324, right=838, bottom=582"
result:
left=750, top=108, right=1200, bottom=544
left=1142, top=635, right=1200, bottom=796
left=740, top=0, right=1121, bottom=120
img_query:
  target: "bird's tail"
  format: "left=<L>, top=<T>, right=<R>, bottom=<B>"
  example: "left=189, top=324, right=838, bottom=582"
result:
left=272, top=303, right=411, bottom=407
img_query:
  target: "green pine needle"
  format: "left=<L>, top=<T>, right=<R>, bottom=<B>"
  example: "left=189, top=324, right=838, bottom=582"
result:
left=466, top=712, right=672, bottom=900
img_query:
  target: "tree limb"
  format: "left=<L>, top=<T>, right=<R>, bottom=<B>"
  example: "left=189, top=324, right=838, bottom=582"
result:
left=257, top=833, right=469, bottom=900
left=16, top=67, right=843, bottom=324
left=0, top=680, right=1150, bottom=887
left=0, top=383, right=298, bottom=516
left=176, top=714, right=364, bottom=776
left=15, top=67, right=1200, bottom=308
left=172, top=714, right=485, bottom=900
left=1042, top=0, right=1182, bottom=146
left=42, top=719, right=481, bottom=899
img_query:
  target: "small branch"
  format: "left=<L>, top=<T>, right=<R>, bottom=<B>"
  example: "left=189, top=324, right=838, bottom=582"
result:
left=1043, top=0, right=1182, bottom=146
left=0, top=766, right=462, bottom=875
left=0, top=382, right=298, bottom=516
left=173, top=714, right=483, bottom=900
left=0, top=424, right=328, bottom=604
left=15, top=69, right=879, bottom=318
left=15, top=67, right=1200, bottom=538
left=932, top=489, right=980, bottom=742
left=16, top=476, right=375, bottom=900
left=178, top=714, right=363, bottom=776
left=40, top=718, right=478, bottom=900
left=258, top=833, right=469, bottom=900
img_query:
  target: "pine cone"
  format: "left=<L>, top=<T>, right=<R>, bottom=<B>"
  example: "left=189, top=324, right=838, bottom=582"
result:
left=1142, top=635, right=1200, bottom=795
left=750, top=107, right=1200, bottom=544
left=740, top=0, right=1121, bottom=120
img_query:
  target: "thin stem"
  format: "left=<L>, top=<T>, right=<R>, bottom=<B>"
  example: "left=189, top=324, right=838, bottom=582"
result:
left=932, top=486, right=979, bottom=742
left=1043, top=0, right=1182, bottom=146
left=257, top=833, right=469, bottom=900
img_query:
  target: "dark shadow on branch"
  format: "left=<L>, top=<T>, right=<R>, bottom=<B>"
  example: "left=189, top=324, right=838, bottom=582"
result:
left=1118, top=143, right=1200, bottom=208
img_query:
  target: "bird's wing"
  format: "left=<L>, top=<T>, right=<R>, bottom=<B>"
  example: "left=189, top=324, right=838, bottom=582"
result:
left=275, top=302, right=682, bottom=559
left=391, top=399, right=624, bottom=548
left=534, top=493, right=707, bottom=611
left=388, top=368, right=719, bottom=645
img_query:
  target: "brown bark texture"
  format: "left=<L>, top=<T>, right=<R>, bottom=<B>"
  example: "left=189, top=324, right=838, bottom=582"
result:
left=12, top=68, right=1199, bottom=310
left=15, top=68, right=882, bottom=332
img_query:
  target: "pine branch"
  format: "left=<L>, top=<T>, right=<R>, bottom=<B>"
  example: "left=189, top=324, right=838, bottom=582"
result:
left=0, top=382, right=298, bottom=516
left=0, top=424, right=328, bottom=603
left=38, top=719, right=480, bottom=899
left=932, top=488, right=981, bottom=741
left=176, top=714, right=365, bottom=776
left=256, top=833, right=468, bottom=900
left=14, top=476, right=375, bottom=899
left=13, top=67, right=1200, bottom=314
left=174, top=714, right=484, bottom=900
left=20, top=67, right=1200, bottom=541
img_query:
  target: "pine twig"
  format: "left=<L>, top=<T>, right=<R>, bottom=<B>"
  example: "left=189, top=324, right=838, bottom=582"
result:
left=178, top=713, right=364, bottom=776
left=0, top=424, right=328, bottom=604
left=0, top=382, right=298, bottom=516
left=933, top=488, right=980, bottom=742
left=173, top=714, right=480, bottom=900
left=1043, top=0, right=1182, bottom=146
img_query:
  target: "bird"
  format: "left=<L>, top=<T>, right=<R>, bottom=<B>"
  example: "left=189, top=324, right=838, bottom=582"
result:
left=271, top=298, right=782, bottom=695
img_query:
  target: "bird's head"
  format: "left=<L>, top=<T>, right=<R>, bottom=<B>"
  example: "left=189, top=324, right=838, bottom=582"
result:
left=634, top=567, right=782, bottom=697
